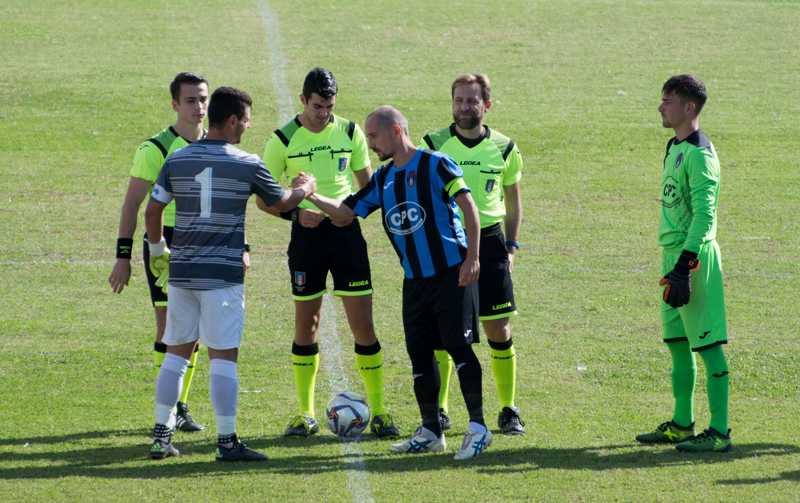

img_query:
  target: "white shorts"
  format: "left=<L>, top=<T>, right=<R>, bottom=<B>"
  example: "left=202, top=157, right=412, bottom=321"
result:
left=163, top=284, right=245, bottom=350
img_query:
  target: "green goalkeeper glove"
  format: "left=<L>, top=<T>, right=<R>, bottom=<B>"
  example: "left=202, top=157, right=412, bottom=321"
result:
left=148, top=238, right=170, bottom=294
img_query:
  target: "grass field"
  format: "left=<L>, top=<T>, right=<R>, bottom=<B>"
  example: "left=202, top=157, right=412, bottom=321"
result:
left=2, top=0, right=799, bottom=501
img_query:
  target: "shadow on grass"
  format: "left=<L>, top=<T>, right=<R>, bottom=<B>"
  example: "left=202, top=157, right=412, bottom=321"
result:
left=0, top=429, right=149, bottom=447
left=717, top=469, right=800, bottom=486
left=1, top=432, right=798, bottom=480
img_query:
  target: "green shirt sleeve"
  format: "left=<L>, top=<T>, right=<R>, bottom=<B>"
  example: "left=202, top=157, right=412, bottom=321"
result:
left=503, top=144, right=523, bottom=186
left=683, top=148, right=719, bottom=253
left=263, top=133, right=288, bottom=183
left=129, top=142, right=165, bottom=182
left=350, top=124, right=369, bottom=172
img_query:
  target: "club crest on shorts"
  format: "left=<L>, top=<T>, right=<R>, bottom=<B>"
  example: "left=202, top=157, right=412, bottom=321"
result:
left=674, top=152, right=684, bottom=170
left=294, top=271, right=306, bottom=291
left=338, top=156, right=349, bottom=172
left=407, top=170, right=416, bottom=187
left=464, top=328, right=474, bottom=342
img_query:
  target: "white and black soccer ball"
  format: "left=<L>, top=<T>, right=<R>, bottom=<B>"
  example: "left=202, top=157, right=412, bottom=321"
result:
left=326, top=391, right=370, bottom=438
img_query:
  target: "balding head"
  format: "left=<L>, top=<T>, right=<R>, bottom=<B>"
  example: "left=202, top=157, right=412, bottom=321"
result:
left=367, top=105, right=409, bottom=135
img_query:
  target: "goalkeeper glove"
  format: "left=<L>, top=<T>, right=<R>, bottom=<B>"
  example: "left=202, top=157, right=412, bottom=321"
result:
left=148, top=238, right=170, bottom=294
left=659, top=250, right=700, bottom=308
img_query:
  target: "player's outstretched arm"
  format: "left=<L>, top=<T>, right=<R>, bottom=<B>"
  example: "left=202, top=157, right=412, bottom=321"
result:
left=109, top=177, right=152, bottom=293
left=307, top=192, right=355, bottom=222
left=455, top=192, right=480, bottom=287
left=268, top=174, right=316, bottom=213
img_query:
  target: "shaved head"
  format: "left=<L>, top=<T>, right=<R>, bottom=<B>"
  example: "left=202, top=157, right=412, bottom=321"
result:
left=367, top=105, right=408, bottom=134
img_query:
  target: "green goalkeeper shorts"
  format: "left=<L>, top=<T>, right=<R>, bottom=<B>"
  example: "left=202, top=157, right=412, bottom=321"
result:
left=661, top=240, right=728, bottom=351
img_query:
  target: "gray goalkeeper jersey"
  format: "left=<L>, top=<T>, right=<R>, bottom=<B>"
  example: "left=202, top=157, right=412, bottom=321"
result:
left=152, top=139, right=285, bottom=290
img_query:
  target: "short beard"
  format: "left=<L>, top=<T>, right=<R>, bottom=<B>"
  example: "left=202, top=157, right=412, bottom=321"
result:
left=454, top=114, right=480, bottom=130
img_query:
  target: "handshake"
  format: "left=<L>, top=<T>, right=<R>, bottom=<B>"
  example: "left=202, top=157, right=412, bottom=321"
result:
left=291, top=172, right=317, bottom=198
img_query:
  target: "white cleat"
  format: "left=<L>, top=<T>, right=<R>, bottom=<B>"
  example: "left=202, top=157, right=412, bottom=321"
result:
left=454, top=424, right=492, bottom=460
left=390, top=426, right=445, bottom=454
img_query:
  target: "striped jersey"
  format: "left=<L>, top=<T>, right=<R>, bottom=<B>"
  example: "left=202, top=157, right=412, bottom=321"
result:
left=344, top=149, right=470, bottom=279
left=151, top=139, right=285, bottom=290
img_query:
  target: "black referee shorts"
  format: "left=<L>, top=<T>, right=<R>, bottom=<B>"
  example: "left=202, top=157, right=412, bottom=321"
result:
left=287, top=218, right=372, bottom=300
left=402, top=264, right=480, bottom=354
left=142, top=226, right=174, bottom=308
left=478, top=224, right=517, bottom=320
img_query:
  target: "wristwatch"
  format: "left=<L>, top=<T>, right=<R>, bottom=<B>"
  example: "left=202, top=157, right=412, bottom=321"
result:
left=505, top=240, right=521, bottom=252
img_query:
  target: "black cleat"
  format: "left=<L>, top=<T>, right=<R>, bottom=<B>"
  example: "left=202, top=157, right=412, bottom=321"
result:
left=216, top=435, right=267, bottom=462
left=370, top=414, right=400, bottom=438
left=284, top=414, right=320, bottom=437
left=175, top=401, right=204, bottom=432
left=150, top=423, right=179, bottom=459
left=439, top=409, right=452, bottom=432
left=498, top=406, right=526, bottom=435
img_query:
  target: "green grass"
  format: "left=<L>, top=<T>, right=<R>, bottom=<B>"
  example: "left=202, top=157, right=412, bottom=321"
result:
left=2, top=0, right=799, bottom=501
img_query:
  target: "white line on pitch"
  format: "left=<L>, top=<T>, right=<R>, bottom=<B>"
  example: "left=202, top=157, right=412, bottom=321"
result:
left=257, top=4, right=375, bottom=502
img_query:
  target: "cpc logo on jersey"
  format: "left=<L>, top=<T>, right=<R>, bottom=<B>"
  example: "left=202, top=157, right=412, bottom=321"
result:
left=385, top=202, right=427, bottom=235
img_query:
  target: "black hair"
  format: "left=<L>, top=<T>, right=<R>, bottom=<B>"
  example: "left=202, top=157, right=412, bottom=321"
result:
left=302, top=67, right=337, bottom=99
left=662, top=74, right=707, bottom=114
left=208, top=86, right=252, bottom=128
left=169, top=72, right=208, bottom=101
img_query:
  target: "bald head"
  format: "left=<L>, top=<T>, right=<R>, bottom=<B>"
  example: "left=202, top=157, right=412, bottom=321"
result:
left=367, top=105, right=409, bottom=135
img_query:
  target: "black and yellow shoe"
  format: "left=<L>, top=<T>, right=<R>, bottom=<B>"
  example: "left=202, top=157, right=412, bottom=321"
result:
left=216, top=435, right=267, bottom=462
left=284, top=414, right=319, bottom=437
left=175, top=401, right=204, bottom=432
left=636, top=420, right=695, bottom=444
left=370, top=414, right=400, bottom=438
left=676, top=427, right=732, bottom=452
left=439, top=409, right=452, bottom=432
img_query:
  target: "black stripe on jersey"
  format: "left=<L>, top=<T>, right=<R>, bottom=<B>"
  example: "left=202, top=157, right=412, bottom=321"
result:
left=346, top=120, right=355, bottom=140
left=435, top=156, right=458, bottom=186
left=394, top=169, right=422, bottom=278
left=147, top=138, right=168, bottom=157
left=422, top=134, right=435, bottom=150
left=502, top=140, right=516, bottom=161
left=417, top=151, right=448, bottom=273
left=274, top=129, right=290, bottom=147
left=664, top=138, right=676, bottom=161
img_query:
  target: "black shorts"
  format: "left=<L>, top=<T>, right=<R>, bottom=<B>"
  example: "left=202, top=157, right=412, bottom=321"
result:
left=402, top=265, right=480, bottom=352
left=288, top=218, right=372, bottom=300
left=478, top=224, right=516, bottom=320
left=143, top=226, right=174, bottom=308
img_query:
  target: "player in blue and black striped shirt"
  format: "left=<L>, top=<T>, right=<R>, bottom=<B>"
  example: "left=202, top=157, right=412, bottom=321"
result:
left=309, top=106, right=491, bottom=460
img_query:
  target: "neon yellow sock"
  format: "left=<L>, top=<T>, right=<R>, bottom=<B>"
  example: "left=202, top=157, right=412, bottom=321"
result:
left=434, top=349, right=452, bottom=413
left=490, top=344, right=517, bottom=408
left=355, top=349, right=386, bottom=416
left=179, top=347, right=199, bottom=404
left=292, top=351, right=319, bottom=417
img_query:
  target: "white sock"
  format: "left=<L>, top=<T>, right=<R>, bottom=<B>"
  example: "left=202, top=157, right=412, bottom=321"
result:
left=154, top=353, right=189, bottom=425
left=210, top=359, right=238, bottom=436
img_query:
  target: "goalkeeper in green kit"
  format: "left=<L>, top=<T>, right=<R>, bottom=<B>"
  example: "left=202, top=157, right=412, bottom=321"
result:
left=636, top=75, right=731, bottom=452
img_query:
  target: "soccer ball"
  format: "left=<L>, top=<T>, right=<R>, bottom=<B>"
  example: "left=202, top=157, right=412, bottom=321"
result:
left=326, top=391, right=370, bottom=438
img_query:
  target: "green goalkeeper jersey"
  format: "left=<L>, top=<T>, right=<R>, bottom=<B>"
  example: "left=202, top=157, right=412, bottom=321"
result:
left=422, top=125, right=522, bottom=228
left=659, top=129, right=720, bottom=252
left=263, top=114, right=369, bottom=210
left=130, top=126, right=197, bottom=227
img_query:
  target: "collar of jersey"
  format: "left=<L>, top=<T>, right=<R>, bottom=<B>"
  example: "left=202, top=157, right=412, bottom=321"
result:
left=385, top=149, right=422, bottom=172
left=294, top=114, right=335, bottom=132
left=450, top=123, right=490, bottom=149
left=672, top=129, right=701, bottom=146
